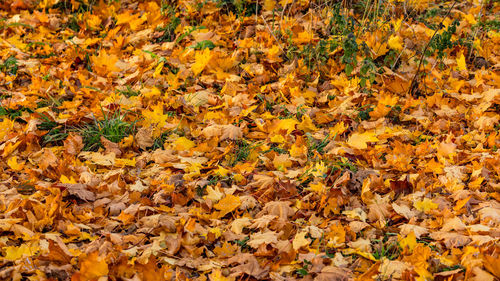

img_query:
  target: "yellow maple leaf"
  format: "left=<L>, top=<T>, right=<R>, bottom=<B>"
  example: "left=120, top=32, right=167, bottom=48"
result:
left=3, top=244, right=37, bottom=261
left=330, top=121, right=347, bottom=137
left=214, top=166, right=230, bottom=177
left=293, top=31, right=314, bottom=44
left=399, top=231, right=417, bottom=252
left=209, top=269, right=234, bottom=281
left=85, top=14, right=101, bottom=30
left=78, top=251, right=109, bottom=280
left=347, top=132, right=379, bottom=149
left=297, top=114, right=318, bottom=132
left=214, top=194, right=241, bottom=217
left=270, top=134, right=285, bottom=143
left=267, top=45, right=281, bottom=62
left=0, top=119, right=13, bottom=140
left=142, top=105, right=168, bottom=128
left=233, top=173, right=245, bottom=183
left=293, top=231, right=311, bottom=250
left=263, top=0, right=276, bottom=11
left=7, top=156, right=24, bottom=171
left=308, top=181, right=326, bottom=193
left=153, top=61, right=164, bottom=78
left=276, top=118, right=299, bottom=134
left=290, top=142, right=307, bottom=158
left=456, top=51, right=467, bottom=71
left=192, top=48, right=212, bottom=76
left=311, top=162, right=328, bottom=177
left=60, top=175, right=77, bottom=184
left=273, top=154, right=293, bottom=171
left=205, top=186, right=224, bottom=202
left=143, top=87, right=161, bottom=99
left=388, top=35, right=404, bottom=51
left=91, top=50, right=120, bottom=76
left=173, top=137, right=195, bottom=151
left=414, top=198, right=438, bottom=213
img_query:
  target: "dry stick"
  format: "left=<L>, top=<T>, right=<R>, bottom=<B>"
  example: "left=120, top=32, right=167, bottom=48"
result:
left=261, top=15, right=285, bottom=53
left=406, top=0, right=458, bottom=96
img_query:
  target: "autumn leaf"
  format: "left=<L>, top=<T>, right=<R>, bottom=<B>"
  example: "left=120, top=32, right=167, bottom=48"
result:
left=214, top=194, right=241, bottom=217
left=192, top=48, right=212, bottom=76
left=456, top=51, right=467, bottom=71
left=173, top=137, right=196, bottom=151
left=292, top=231, right=311, bottom=250
left=414, top=198, right=438, bottom=213
left=347, top=131, right=379, bottom=149
left=388, top=35, right=404, bottom=51
left=76, top=251, right=109, bottom=280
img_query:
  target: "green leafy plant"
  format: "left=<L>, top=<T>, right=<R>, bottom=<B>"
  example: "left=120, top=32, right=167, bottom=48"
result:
left=117, top=86, right=140, bottom=98
left=334, top=158, right=358, bottom=173
left=190, top=40, right=216, bottom=50
left=228, top=139, right=257, bottom=166
left=296, top=259, right=311, bottom=277
left=79, top=111, right=136, bottom=151
left=341, top=33, right=358, bottom=76
left=427, top=19, right=460, bottom=59
left=235, top=236, right=250, bottom=250
left=372, top=237, right=401, bottom=260
left=37, top=115, right=69, bottom=146
left=155, top=12, right=180, bottom=43
left=307, top=133, right=330, bottom=158
left=149, top=131, right=171, bottom=150
left=217, top=0, right=261, bottom=17
left=328, top=4, right=357, bottom=36
left=0, top=56, right=18, bottom=75
left=0, top=106, right=31, bottom=119
left=357, top=105, right=374, bottom=121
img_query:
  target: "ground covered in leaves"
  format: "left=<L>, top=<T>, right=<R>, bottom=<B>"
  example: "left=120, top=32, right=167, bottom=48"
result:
left=0, top=0, right=499, bottom=280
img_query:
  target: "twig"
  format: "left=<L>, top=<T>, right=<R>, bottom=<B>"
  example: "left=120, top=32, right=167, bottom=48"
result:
left=260, top=15, right=285, bottom=53
left=406, top=0, right=458, bottom=96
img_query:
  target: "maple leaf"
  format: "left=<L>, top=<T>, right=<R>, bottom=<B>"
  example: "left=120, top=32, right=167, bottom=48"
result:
left=220, top=124, right=242, bottom=140
left=135, top=126, right=154, bottom=149
left=3, top=243, right=38, bottom=261
left=292, top=231, right=311, bottom=250
left=173, top=137, right=196, bottom=150
left=142, top=105, right=169, bottom=129
left=456, top=51, right=467, bottom=71
left=7, top=156, right=24, bottom=171
left=347, top=131, right=379, bottom=149
left=192, top=48, right=212, bottom=76
left=75, top=251, right=108, bottom=280
left=247, top=231, right=280, bottom=248
left=91, top=50, right=120, bottom=75
left=214, top=194, right=241, bottom=217
left=388, top=35, right=404, bottom=51
left=414, top=198, right=438, bottom=213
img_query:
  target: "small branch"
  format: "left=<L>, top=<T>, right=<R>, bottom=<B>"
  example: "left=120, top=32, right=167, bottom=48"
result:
left=260, top=15, right=285, bottom=53
left=406, top=0, right=458, bottom=96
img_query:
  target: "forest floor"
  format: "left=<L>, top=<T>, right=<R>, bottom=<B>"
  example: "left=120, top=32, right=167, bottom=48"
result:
left=0, top=0, right=499, bottom=280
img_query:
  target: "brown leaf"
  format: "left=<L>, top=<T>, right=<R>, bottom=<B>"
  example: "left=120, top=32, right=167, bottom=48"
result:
left=257, top=201, right=295, bottom=220
left=41, top=238, right=73, bottom=264
left=227, top=253, right=269, bottom=279
left=58, top=183, right=96, bottom=201
left=314, top=266, right=351, bottom=281
left=135, top=126, right=154, bottom=149
left=220, top=124, right=242, bottom=140
left=390, top=177, right=413, bottom=197
left=100, top=136, right=122, bottom=157
left=63, top=133, right=83, bottom=156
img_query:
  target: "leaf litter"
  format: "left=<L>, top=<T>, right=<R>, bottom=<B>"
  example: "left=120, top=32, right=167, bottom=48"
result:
left=0, top=0, right=499, bottom=280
